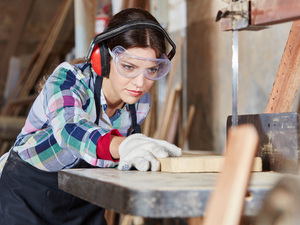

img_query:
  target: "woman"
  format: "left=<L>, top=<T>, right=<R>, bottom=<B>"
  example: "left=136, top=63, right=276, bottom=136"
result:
left=0, top=8, right=181, bottom=225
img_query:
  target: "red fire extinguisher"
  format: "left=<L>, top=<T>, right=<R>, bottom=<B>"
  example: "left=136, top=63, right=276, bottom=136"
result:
left=95, top=3, right=111, bottom=35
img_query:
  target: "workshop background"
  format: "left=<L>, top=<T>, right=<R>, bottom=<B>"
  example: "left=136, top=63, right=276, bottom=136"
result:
left=0, top=0, right=293, bottom=155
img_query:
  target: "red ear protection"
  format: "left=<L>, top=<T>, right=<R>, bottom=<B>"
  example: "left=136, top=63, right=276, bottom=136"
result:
left=90, top=42, right=110, bottom=77
left=90, top=45, right=102, bottom=76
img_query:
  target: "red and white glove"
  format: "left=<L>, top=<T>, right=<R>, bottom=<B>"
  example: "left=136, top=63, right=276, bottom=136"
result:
left=118, top=133, right=182, bottom=171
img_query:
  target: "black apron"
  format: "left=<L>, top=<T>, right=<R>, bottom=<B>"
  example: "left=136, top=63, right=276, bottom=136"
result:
left=0, top=151, right=106, bottom=225
left=0, top=75, right=141, bottom=225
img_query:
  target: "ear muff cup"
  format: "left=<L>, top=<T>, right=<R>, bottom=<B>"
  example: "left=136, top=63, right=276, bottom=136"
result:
left=90, top=42, right=110, bottom=77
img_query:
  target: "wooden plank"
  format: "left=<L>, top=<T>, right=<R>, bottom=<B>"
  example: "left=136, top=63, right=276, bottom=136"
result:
left=203, top=124, right=259, bottom=225
left=1, top=0, right=62, bottom=113
left=180, top=104, right=195, bottom=148
left=105, top=210, right=117, bottom=225
left=251, top=0, right=300, bottom=26
left=158, top=153, right=262, bottom=173
left=58, top=169, right=289, bottom=218
left=265, top=20, right=300, bottom=113
left=141, top=85, right=157, bottom=137
left=7, top=95, right=37, bottom=106
left=153, top=37, right=183, bottom=139
left=0, top=0, right=34, bottom=106
left=165, top=110, right=179, bottom=144
left=1, top=0, right=65, bottom=116
left=158, top=83, right=182, bottom=140
left=1, top=17, right=55, bottom=116
left=120, top=215, right=132, bottom=225
left=0, top=116, right=26, bottom=139
left=220, top=0, right=300, bottom=31
left=12, top=0, right=73, bottom=116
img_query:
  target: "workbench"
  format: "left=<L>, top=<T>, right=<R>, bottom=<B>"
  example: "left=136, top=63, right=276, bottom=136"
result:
left=58, top=168, right=295, bottom=218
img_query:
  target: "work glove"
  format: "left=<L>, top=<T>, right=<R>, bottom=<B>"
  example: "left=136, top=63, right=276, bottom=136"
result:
left=118, top=133, right=182, bottom=171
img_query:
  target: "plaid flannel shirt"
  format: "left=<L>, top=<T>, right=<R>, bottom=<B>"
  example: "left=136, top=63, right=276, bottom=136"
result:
left=0, top=62, right=150, bottom=174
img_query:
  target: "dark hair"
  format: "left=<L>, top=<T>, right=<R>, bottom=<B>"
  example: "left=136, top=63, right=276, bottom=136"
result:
left=105, top=8, right=166, bottom=58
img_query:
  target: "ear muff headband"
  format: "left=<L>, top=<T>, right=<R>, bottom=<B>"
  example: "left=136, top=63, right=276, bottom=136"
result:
left=84, top=20, right=176, bottom=63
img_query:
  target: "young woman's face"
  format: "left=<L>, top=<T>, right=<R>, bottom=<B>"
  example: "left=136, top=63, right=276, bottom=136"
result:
left=106, top=47, right=156, bottom=105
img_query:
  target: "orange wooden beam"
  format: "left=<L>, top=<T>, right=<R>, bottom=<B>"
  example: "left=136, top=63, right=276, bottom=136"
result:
left=265, top=20, right=300, bottom=113
left=251, top=0, right=300, bottom=26
left=220, top=0, right=300, bottom=31
left=203, top=124, right=259, bottom=225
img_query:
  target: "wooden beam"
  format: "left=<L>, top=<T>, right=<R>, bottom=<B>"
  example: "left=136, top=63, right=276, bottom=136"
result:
left=153, top=37, right=183, bottom=139
left=180, top=104, right=195, bottom=149
left=12, top=0, right=73, bottom=116
left=0, top=0, right=34, bottom=105
left=19, top=0, right=73, bottom=97
left=7, top=95, right=37, bottom=106
left=157, top=83, right=182, bottom=140
left=220, top=0, right=300, bottom=31
left=158, top=154, right=262, bottom=173
left=0, top=116, right=26, bottom=139
left=251, top=0, right=300, bottom=26
left=265, top=20, right=300, bottom=113
left=1, top=1, right=64, bottom=115
left=203, top=124, right=259, bottom=225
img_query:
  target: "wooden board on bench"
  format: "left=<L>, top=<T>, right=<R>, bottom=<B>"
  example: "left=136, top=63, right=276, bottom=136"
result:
left=158, top=151, right=262, bottom=173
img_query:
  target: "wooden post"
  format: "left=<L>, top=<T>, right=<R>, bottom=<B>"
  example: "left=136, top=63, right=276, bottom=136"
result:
left=1, top=2, right=60, bottom=116
left=220, top=0, right=300, bottom=31
left=251, top=0, right=300, bottom=26
left=11, top=0, right=73, bottom=116
left=180, top=105, right=195, bottom=149
left=0, top=0, right=34, bottom=106
left=74, top=0, right=95, bottom=58
left=153, top=37, right=183, bottom=139
left=203, top=124, right=259, bottom=225
left=265, top=20, right=300, bottom=113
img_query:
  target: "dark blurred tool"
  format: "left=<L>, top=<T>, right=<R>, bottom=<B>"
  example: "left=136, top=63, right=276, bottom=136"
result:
left=227, top=113, right=300, bottom=173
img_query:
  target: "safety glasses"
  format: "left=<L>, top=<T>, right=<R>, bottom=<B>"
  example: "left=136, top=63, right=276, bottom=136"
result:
left=108, top=46, right=171, bottom=80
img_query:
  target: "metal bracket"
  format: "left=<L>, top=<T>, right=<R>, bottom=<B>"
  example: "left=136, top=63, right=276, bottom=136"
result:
left=216, top=0, right=250, bottom=30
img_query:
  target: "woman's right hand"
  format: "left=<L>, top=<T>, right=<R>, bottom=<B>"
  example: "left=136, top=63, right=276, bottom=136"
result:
left=117, top=134, right=182, bottom=171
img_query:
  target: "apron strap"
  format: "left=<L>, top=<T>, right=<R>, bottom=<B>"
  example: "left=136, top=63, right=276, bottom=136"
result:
left=94, top=75, right=141, bottom=134
left=94, top=75, right=103, bottom=124
left=129, top=104, right=141, bottom=134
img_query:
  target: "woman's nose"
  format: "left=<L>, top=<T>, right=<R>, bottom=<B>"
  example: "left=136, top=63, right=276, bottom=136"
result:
left=131, top=70, right=146, bottom=87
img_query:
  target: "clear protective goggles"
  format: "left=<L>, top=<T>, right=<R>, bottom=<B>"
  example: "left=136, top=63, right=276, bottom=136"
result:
left=108, top=46, right=171, bottom=80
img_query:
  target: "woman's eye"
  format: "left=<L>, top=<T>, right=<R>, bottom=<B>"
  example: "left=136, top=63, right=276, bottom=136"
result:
left=122, top=64, right=134, bottom=71
left=148, top=67, right=159, bottom=75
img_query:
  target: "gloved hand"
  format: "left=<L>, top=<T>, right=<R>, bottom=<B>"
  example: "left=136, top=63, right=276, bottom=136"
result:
left=118, top=133, right=182, bottom=171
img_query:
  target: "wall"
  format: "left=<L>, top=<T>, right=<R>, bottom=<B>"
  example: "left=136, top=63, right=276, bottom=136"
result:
left=187, top=0, right=293, bottom=153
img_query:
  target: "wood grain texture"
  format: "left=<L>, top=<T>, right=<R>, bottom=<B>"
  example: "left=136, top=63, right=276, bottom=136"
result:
left=203, top=124, right=259, bottom=225
left=251, top=0, right=300, bottom=26
left=58, top=168, right=290, bottom=218
left=266, top=20, right=300, bottom=113
left=220, top=0, right=300, bottom=31
left=0, top=0, right=34, bottom=105
left=158, top=152, right=262, bottom=173
left=10, top=0, right=72, bottom=116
